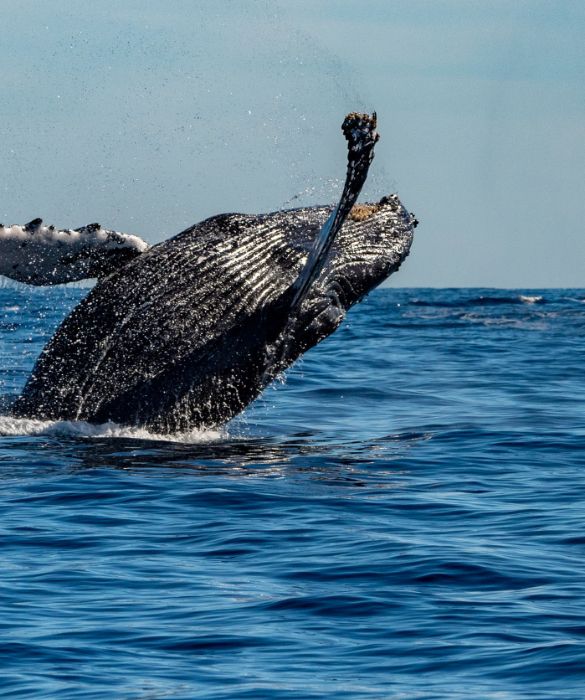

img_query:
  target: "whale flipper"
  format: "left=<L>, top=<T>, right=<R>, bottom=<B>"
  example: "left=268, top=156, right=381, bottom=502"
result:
left=288, top=112, right=379, bottom=314
left=0, top=221, right=149, bottom=285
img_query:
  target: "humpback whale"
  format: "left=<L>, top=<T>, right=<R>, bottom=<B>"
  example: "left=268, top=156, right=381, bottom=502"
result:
left=7, top=113, right=416, bottom=432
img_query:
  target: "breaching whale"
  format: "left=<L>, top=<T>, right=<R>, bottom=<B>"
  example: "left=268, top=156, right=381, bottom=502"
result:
left=7, top=113, right=416, bottom=432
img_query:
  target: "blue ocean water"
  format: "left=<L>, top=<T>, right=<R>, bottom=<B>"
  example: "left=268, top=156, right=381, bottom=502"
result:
left=1, top=286, right=584, bottom=699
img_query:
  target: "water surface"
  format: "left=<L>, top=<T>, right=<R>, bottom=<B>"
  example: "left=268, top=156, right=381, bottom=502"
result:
left=1, top=287, right=584, bottom=699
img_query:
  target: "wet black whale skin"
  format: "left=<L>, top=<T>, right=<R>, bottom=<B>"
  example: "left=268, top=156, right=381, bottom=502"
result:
left=12, top=201, right=414, bottom=432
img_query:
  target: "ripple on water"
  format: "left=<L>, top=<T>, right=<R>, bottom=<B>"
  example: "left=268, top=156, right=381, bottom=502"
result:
left=0, top=287, right=584, bottom=699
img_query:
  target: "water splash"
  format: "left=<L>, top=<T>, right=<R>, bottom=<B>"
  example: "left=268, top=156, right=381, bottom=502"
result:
left=0, top=415, right=224, bottom=444
left=519, top=294, right=544, bottom=304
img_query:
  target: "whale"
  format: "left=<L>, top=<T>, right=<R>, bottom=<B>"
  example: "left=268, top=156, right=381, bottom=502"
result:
left=9, top=113, right=416, bottom=433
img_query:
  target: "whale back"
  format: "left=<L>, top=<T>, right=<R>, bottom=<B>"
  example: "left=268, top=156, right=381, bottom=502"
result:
left=13, top=199, right=414, bottom=432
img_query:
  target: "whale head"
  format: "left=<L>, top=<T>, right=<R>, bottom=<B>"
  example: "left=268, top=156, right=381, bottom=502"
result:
left=280, top=194, right=416, bottom=358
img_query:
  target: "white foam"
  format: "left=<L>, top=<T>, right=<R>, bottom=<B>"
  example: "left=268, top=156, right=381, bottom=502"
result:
left=0, top=415, right=224, bottom=444
left=519, top=295, right=544, bottom=304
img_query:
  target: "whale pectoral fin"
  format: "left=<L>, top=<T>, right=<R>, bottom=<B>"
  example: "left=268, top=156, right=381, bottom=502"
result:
left=0, top=221, right=149, bottom=285
left=287, top=112, right=379, bottom=315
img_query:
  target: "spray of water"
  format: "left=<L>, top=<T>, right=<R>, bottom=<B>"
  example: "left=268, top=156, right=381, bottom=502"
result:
left=0, top=414, right=224, bottom=444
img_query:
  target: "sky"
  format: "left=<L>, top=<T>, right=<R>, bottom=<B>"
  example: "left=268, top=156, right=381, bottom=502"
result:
left=1, top=0, right=583, bottom=287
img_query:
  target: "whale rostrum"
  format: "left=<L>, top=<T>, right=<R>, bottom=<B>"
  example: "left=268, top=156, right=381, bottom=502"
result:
left=11, top=113, right=416, bottom=432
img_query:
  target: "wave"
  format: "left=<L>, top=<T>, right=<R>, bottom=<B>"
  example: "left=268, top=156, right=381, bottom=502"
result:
left=408, top=295, right=545, bottom=308
left=518, top=295, right=544, bottom=304
left=0, top=415, right=224, bottom=444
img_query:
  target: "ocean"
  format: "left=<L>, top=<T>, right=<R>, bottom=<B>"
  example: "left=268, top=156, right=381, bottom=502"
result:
left=1, top=286, right=584, bottom=699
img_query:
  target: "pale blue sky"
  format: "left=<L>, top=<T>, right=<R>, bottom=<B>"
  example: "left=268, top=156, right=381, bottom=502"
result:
left=1, top=0, right=583, bottom=286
